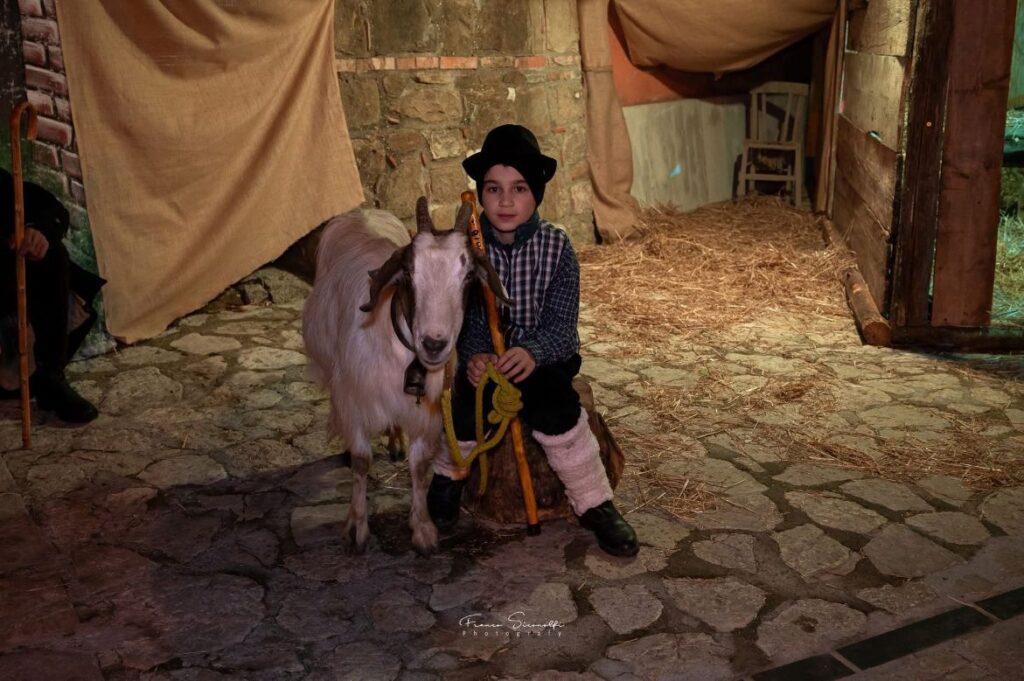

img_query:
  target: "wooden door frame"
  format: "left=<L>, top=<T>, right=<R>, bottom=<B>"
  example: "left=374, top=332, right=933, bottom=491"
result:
left=888, top=0, right=1024, bottom=350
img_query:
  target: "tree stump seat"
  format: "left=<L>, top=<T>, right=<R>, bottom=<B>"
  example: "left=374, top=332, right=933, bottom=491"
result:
left=462, top=377, right=624, bottom=524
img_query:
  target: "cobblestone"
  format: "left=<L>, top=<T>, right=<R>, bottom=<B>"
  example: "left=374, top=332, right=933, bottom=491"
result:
left=2, top=272, right=1022, bottom=679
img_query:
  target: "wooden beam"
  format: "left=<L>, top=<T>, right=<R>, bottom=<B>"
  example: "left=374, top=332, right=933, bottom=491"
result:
left=835, top=114, right=898, bottom=230
left=889, top=0, right=953, bottom=328
left=841, top=51, right=906, bottom=152
left=844, top=268, right=892, bottom=346
left=848, top=0, right=913, bottom=57
left=892, top=325, right=1024, bottom=352
left=931, top=0, right=1016, bottom=327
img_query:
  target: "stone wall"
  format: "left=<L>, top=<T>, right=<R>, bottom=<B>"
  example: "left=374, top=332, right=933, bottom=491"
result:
left=14, top=0, right=85, bottom=226
left=335, top=0, right=593, bottom=242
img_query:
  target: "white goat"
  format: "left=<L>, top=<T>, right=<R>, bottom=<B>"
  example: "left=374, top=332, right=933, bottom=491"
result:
left=303, top=197, right=507, bottom=555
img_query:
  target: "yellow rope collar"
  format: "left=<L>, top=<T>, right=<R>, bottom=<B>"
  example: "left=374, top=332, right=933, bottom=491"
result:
left=440, top=362, right=523, bottom=494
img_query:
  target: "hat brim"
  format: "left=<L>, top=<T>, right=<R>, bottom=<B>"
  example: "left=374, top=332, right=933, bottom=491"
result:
left=463, top=151, right=557, bottom=184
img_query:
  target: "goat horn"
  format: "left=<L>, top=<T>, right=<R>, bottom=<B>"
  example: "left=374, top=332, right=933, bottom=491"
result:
left=415, top=196, right=434, bottom=234
left=453, top=202, right=472, bottom=233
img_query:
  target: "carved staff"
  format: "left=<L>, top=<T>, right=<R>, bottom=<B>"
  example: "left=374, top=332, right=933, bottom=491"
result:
left=461, top=190, right=540, bottom=535
left=9, top=101, right=37, bottom=449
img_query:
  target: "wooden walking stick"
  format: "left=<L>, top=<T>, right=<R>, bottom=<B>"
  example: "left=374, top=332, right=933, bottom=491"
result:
left=461, top=190, right=541, bottom=535
left=10, top=101, right=37, bottom=450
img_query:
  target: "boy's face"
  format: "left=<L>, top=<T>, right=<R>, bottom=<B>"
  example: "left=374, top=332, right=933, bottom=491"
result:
left=480, top=164, right=537, bottom=244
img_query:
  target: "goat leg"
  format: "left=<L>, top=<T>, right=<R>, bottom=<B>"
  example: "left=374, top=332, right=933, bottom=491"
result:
left=407, top=437, right=439, bottom=556
left=343, top=443, right=372, bottom=554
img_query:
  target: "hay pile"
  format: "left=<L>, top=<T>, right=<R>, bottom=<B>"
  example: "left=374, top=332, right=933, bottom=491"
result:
left=579, top=199, right=1023, bottom=518
left=577, top=197, right=850, bottom=358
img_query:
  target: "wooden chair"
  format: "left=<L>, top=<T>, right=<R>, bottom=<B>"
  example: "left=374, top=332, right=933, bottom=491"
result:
left=737, top=81, right=809, bottom=207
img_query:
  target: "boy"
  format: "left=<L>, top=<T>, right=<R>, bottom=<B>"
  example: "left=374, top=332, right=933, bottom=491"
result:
left=427, top=124, right=639, bottom=557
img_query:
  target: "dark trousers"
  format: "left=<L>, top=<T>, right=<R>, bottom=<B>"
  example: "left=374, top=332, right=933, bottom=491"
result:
left=1, top=240, right=73, bottom=371
left=451, top=353, right=582, bottom=440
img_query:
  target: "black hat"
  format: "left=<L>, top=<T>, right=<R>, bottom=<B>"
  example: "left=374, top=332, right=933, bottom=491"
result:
left=463, top=124, right=557, bottom=204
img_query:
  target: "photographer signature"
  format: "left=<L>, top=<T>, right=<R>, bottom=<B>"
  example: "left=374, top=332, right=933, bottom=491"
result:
left=459, top=612, right=565, bottom=636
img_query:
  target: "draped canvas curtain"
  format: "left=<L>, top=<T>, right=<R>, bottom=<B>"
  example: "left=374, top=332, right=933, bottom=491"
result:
left=57, top=0, right=363, bottom=341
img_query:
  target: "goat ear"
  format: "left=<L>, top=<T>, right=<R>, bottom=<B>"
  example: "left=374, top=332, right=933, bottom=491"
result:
left=453, top=202, right=472, bottom=233
left=415, top=196, right=434, bottom=234
left=473, top=252, right=511, bottom=305
left=360, top=245, right=408, bottom=312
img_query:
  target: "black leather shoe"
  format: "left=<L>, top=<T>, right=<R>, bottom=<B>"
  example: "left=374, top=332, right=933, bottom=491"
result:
left=579, top=501, right=639, bottom=557
left=427, top=473, right=465, bottom=533
left=30, top=369, right=98, bottom=424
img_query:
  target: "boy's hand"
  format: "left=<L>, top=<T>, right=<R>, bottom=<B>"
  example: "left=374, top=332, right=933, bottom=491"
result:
left=495, top=347, right=536, bottom=383
left=467, top=353, right=498, bottom=387
left=8, top=226, right=49, bottom=261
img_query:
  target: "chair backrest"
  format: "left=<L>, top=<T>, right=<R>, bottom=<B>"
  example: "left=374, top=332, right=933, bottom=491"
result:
left=748, top=81, right=809, bottom=144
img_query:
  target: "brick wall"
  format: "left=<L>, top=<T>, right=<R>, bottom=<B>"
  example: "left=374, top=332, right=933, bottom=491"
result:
left=15, top=0, right=85, bottom=226
left=335, top=0, right=594, bottom=243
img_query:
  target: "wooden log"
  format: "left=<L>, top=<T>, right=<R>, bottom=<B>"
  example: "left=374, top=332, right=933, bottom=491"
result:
left=463, top=378, right=625, bottom=525
left=844, top=268, right=892, bottom=347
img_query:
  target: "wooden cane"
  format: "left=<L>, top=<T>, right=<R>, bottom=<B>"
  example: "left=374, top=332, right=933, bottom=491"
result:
left=461, top=191, right=541, bottom=535
left=10, top=101, right=37, bottom=450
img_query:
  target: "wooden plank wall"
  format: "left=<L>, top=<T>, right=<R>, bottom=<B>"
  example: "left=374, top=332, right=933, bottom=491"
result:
left=930, top=0, right=1016, bottom=327
left=832, top=0, right=911, bottom=312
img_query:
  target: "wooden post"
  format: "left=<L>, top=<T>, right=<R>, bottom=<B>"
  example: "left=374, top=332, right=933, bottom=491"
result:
left=9, top=101, right=38, bottom=450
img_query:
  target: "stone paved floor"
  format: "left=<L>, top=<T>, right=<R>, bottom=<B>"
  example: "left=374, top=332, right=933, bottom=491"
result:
left=2, top=269, right=1024, bottom=681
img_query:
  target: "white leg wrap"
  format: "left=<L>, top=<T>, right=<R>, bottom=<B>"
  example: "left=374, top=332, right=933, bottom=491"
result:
left=534, top=410, right=613, bottom=515
left=433, top=439, right=475, bottom=481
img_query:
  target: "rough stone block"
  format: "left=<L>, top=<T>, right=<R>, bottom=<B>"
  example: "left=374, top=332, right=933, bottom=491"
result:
left=380, top=157, right=427, bottom=219
left=396, top=86, right=462, bottom=124
left=351, top=137, right=386, bottom=191
left=429, top=202, right=457, bottom=231
left=549, top=82, right=584, bottom=125
left=30, top=141, right=58, bottom=168
left=570, top=180, right=592, bottom=214
left=18, top=0, right=44, bottom=17
left=514, top=87, right=551, bottom=133
left=338, top=76, right=381, bottom=129
left=413, top=71, right=454, bottom=85
left=69, top=179, right=86, bottom=205
left=25, top=65, right=66, bottom=95
left=36, top=116, right=72, bottom=146
left=429, top=161, right=469, bottom=202
left=427, top=128, right=465, bottom=160
left=20, top=17, right=58, bottom=43
left=478, top=0, right=531, bottom=53
left=438, top=0, right=477, bottom=53
left=386, top=130, right=426, bottom=156
left=334, top=0, right=369, bottom=57
left=370, top=0, right=434, bottom=53
left=47, top=45, right=63, bottom=71
left=22, top=40, right=46, bottom=67
left=26, top=89, right=54, bottom=116
left=61, top=150, right=82, bottom=178
left=545, top=0, right=579, bottom=53
left=54, top=96, right=71, bottom=121
left=381, top=72, right=410, bottom=97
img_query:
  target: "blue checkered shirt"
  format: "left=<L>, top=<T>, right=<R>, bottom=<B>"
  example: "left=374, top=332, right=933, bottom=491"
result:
left=458, top=212, right=580, bottom=368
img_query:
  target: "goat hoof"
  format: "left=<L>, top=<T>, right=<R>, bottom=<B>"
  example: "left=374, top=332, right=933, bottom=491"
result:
left=343, top=522, right=369, bottom=555
left=412, top=521, right=439, bottom=556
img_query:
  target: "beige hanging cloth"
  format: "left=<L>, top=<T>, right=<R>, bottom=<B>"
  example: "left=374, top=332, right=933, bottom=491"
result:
left=57, top=0, right=363, bottom=342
